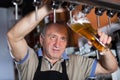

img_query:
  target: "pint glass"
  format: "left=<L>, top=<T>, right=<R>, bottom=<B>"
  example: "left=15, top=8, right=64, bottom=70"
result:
left=68, top=12, right=107, bottom=52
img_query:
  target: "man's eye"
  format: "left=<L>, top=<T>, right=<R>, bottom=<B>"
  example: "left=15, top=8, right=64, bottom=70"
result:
left=50, top=36, right=56, bottom=41
left=61, top=37, right=67, bottom=42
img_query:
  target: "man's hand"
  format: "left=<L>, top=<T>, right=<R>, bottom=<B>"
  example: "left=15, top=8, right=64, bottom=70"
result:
left=41, top=0, right=65, bottom=14
left=88, top=30, right=112, bottom=49
left=97, top=30, right=112, bottom=45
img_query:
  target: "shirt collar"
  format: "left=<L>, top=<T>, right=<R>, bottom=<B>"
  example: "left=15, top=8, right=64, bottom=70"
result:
left=37, top=48, right=69, bottom=59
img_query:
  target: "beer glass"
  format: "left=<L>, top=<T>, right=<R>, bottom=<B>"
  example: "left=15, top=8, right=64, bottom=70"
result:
left=67, top=12, right=107, bottom=52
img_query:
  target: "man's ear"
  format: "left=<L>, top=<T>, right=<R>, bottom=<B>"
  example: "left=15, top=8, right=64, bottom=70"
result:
left=39, top=35, right=43, bottom=46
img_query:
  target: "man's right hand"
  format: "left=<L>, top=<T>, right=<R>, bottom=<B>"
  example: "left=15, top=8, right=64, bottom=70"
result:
left=41, top=0, right=65, bottom=14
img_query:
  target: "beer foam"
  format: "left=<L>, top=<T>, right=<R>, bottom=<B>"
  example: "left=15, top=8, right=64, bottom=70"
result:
left=72, top=12, right=90, bottom=24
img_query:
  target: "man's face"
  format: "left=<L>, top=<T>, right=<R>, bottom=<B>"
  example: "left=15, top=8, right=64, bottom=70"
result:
left=40, top=24, right=68, bottom=60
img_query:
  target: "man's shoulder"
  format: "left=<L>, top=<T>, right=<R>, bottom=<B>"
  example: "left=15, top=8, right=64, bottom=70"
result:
left=67, top=54, right=93, bottom=62
left=67, top=54, right=83, bottom=60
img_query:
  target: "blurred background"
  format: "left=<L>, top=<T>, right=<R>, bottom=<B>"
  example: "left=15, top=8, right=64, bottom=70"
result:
left=0, top=0, right=120, bottom=80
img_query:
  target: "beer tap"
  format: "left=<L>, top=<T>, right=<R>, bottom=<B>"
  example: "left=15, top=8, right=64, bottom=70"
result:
left=81, top=5, right=94, bottom=15
left=33, top=0, right=41, bottom=20
left=61, top=1, right=69, bottom=9
left=95, top=8, right=106, bottom=28
left=51, top=0, right=59, bottom=23
left=106, top=10, right=117, bottom=34
left=33, top=0, right=41, bottom=35
left=67, top=3, right=75, bottom=24
left=117, top=12, right=120, bottom=22
left=12, top=0, right=23, bottom=20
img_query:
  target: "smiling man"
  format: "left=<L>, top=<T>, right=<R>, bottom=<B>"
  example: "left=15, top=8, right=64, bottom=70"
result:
left=7, top=3, right=118, bottom=80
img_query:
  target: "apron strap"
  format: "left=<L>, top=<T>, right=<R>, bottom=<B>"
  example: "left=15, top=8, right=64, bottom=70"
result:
left=33, top=56, right=42, bottom=80
left=61, top=60, right=67, bottom=74
left=61, top=60, right=69, bottom=80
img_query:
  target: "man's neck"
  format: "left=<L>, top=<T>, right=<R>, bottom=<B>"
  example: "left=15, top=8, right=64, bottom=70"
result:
left=44, top=56, right=60, bottom=65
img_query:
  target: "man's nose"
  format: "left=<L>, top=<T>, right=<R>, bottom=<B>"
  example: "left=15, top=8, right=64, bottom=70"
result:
left=54, top=39, right=61, bottom=48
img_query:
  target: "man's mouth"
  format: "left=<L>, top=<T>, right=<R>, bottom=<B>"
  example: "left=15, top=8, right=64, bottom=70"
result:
left=52, top=48, right=60, bottom=52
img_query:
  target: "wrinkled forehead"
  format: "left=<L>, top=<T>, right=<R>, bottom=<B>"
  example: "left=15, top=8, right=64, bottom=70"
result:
left=46, top=23, right=68, bottom=35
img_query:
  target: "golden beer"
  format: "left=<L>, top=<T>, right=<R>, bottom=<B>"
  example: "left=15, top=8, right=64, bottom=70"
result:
left=70, top=23, right=106, bottom=52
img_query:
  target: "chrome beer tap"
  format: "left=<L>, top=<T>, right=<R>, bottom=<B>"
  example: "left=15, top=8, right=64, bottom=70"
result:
left=95, top=8, right=106, bottom=28
left=106, top=10, right=117, bottom=34
left=12, top=0, right=23, bottom=20
left=117, top=12, right=120, bottom=22
left=33, top=0, right=41, bottom=20
left=82, top=5, right=94, bottom=15
left=51, top=0, right=59, bottom=23
left=67, top=3, right=75, bottom=24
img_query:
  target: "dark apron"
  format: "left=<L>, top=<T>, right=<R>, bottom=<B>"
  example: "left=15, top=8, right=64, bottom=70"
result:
left=33, top=57, right=69, bottom=80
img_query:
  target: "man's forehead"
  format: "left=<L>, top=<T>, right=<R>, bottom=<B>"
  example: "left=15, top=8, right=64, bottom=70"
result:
left=46, top=24, right=68, bottom=32
left=46, top=24, right=68, bottom=36
left=48, top=23, right=66, bottom=28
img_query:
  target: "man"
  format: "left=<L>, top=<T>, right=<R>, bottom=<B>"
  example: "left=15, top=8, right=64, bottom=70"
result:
left=7, top=4, right=118, bottom=80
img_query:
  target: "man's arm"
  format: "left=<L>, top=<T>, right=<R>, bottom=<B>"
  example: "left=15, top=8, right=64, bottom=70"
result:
left=7, top=5, right=51, bottom=61
left=95, top=31, right=118, bottom=74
